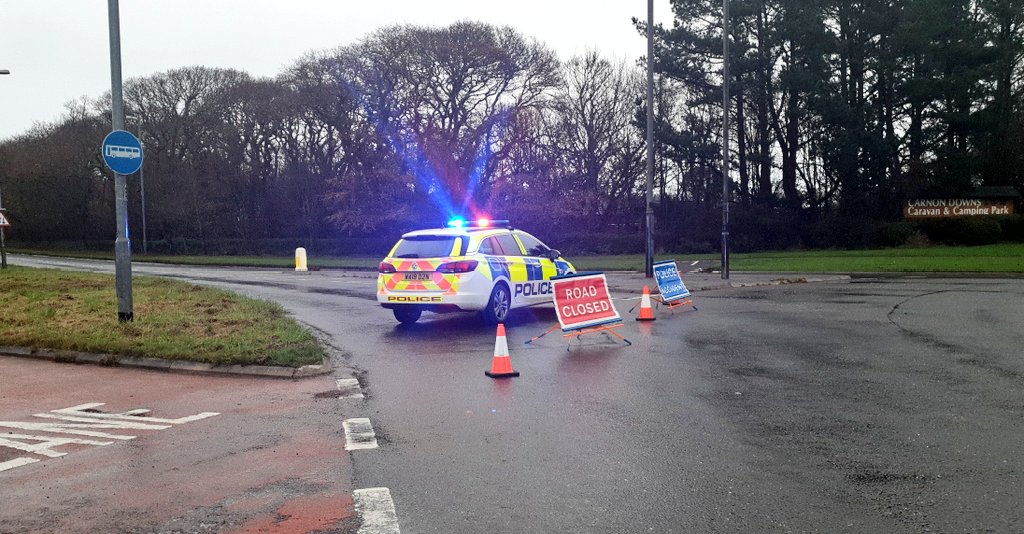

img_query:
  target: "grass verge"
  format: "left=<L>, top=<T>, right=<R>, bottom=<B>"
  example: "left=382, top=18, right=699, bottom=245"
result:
left=0, top=266, right=326, bottom=367
left=572, top=244, right=1024, bottom=273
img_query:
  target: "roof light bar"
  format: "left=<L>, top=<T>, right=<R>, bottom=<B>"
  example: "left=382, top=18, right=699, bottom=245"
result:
left=445, top=217, right=511, bottom=229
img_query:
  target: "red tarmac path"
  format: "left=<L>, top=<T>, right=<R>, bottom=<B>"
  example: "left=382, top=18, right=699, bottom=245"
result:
left=0, top=356, right=356, bottom=533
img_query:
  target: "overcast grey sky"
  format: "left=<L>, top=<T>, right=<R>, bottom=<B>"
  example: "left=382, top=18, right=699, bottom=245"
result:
left=0, top=1, right=673, bottom=140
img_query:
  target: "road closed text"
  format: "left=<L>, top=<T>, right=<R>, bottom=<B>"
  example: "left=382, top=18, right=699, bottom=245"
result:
left=552, top=274, right=620, bottom=329
left=561, top=299, right=612, bottom=318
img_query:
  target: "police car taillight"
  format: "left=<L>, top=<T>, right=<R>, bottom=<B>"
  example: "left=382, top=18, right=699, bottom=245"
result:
left=436, top=260, right=478, bottom=274
left=378, top=262, right=397, bottom=273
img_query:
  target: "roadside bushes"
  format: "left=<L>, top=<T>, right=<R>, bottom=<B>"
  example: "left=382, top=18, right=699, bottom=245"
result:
left=142, top=237, right=398, bottom=257
left=12, top=214, right=1024, bottom=257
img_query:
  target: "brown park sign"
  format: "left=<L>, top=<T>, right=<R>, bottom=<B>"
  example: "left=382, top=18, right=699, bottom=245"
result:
left=904, top=199, right=1014, bottom=219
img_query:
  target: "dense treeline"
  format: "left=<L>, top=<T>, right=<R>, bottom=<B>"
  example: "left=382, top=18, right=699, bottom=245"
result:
left=1, top=3, right=1022, bottom=256
left=652, top=0, right=1024, bottom=250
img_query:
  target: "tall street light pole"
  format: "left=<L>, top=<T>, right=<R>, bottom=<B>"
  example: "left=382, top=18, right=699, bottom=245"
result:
left=644, top=0, right=655, bottom=279
left=140, top=163, right=147, bottom=254
left=721, top=0, right=731, bottom=280
left=0, top=178, right=7, bottom=270
left=1, top=69, right=10, bottom=269
left=108, top=0, right=134, bottom=321
left=0, top=186, right=7, bottom=270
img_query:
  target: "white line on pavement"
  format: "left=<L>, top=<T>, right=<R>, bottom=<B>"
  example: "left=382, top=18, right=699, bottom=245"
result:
left=0, top=457, right=40, bottom=472
left=336, top=378, right=365, bottom=399
left=353, top=487, right=401, bottom=534
left=342, top=418, right=379, bottom=451
left=50, top=403, right=220, bottom=424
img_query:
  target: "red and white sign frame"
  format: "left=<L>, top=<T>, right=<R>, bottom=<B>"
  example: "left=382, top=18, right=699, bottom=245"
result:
left=552, top=272, right=622, bottom=331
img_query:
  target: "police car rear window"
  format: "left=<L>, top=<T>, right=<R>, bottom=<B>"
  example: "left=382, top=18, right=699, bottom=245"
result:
left=392, top=236, right=459, bottom=258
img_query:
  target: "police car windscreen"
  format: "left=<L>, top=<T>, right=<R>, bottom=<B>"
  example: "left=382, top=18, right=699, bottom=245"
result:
left=393, top=236, right=458, bottom=258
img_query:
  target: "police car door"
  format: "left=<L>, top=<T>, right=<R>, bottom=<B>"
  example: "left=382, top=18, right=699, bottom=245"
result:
left=478, top=235, right=505, bottom=280
left=510, top=231, right=557, bottom=305
left=489, top=233, right=529, bottom=307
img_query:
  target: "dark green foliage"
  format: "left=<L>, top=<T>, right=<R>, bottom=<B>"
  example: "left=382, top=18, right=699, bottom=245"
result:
left=1, top=8, right=1022, bottom=252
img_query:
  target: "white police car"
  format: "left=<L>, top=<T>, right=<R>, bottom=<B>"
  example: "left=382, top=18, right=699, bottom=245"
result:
left=377, top=219, right=575, bottom=324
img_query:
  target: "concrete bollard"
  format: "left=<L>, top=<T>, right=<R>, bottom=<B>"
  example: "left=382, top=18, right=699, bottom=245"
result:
left=295, top=247, right=308, bottom=272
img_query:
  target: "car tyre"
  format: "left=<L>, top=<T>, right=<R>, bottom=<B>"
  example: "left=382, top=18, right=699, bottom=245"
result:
left=393, top=307, right=422, bottom=325
left=481, top=283, right=511, bottom=325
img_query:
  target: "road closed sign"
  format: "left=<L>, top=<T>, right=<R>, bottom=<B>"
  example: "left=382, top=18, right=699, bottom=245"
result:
left=552, top=272, right=621, bottom=331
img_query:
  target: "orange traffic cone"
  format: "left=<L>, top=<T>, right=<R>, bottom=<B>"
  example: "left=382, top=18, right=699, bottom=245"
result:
left=485, top=324, right=520, bottom=378
left=636, top=285, right=656, bottom=321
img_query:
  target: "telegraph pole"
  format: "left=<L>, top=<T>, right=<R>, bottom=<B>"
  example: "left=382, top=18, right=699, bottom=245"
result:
left=1, top=69, right=10, bottom=270
left=721, top=0, right=731, bottom=280
left=644, top=0, right=655, bottom=278
left=108, top=0, right=134, bottom=321
left=0, top=182, right=7, bottom=270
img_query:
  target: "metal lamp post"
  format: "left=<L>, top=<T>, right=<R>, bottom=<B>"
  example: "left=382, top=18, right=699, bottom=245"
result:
left=1, top=69, right=9, bottom=269
left=644, top=0, right=655, bottom=278
left=108, top=0, right=134, bottom=321
left=0, top=181, right=7, bottom=270
left=721, top=0, right=731, bottom=279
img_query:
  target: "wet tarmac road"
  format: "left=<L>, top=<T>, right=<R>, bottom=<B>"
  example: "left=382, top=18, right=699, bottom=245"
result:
left=3, top=255, right=1023, bottom=533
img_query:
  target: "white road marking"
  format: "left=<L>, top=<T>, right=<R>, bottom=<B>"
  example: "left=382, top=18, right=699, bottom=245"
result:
left=691, top=260, right=699, bottom=266
left=353, top=487, right=401, bottom=534
left=31, top=413, right=172, bottom=430
left=51, top=403, right=220, bottom=424
left=0, top=403, right=221, bottom=473
left=343, top=418, right=379, bottom=451
left=0, top=433, right=114, bottom=458
left=0, top=420, right=139, bottom=440
left=0, top=457, right=40, bottom=472
left=336, top=378, right=365, bottom=399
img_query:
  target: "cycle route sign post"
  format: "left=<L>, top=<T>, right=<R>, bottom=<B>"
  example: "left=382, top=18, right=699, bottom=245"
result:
left=101, top=129, right=143, bottom=322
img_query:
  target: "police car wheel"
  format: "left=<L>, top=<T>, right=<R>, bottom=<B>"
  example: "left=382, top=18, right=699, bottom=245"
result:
left=482, top=283, right=511, bottom=325
left=393, top=307, right=422, bottom=325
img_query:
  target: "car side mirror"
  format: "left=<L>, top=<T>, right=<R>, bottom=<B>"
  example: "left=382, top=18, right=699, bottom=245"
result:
left=547, top=249, right=561, bottom=261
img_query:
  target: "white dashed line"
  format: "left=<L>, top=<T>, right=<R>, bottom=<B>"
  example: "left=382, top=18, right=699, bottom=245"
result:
left=336, top=378, right=365, bottom=399
left=343, top=418, right=379, bottom=451
left=353, top=487, right=401, bottom=534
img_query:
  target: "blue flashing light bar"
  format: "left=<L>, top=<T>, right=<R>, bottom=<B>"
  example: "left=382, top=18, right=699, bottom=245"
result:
left=446, top=217, right=512, bottom=229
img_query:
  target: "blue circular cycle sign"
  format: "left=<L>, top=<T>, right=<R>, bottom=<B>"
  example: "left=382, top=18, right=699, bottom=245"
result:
left=101, top=130, right=144, bottom=175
